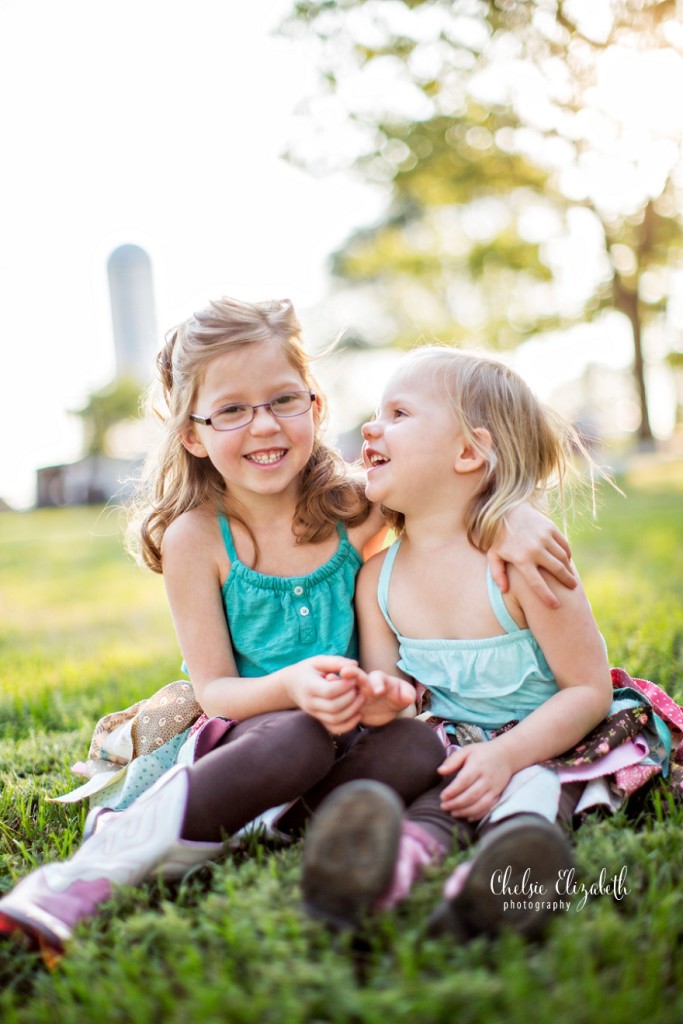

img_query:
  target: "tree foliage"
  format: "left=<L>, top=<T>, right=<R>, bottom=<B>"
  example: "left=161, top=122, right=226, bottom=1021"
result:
left=73, top=377, right=143, bottom=457
left=283, top=0, right=683, bottom=439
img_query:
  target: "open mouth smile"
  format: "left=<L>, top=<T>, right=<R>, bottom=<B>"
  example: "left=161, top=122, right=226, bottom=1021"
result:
left=364, top=446, right=390, bottom=469
left=244, top=449, right=287, bottom=465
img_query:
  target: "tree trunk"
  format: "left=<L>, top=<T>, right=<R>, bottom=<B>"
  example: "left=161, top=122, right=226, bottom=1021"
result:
left=613, top=275, right=654, bottom=444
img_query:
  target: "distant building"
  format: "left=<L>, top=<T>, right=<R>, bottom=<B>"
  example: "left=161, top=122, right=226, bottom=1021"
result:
left=107, top=243, right=158, bottom=383
left=36, top=455, right=141, bottom=508
left=35, top=244, right=157, bottom=508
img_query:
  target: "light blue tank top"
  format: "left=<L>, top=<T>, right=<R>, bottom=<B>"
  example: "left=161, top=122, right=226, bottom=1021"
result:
left=218, top=515, right=363, bottom=677
left=378, top=539, right=560, bottom=731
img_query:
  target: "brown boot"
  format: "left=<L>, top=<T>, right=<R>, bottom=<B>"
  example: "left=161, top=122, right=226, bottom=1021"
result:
left=301, top=780, right=403, bottom=930
left=427, top=814, right=574, bottom=940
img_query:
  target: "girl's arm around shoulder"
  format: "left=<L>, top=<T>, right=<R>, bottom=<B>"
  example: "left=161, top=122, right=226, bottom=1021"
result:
left=488, top=504, right=577, bottom=609
left=347, top=503, right=390, bottom=561
left=495, top=563, right=613, bottom=770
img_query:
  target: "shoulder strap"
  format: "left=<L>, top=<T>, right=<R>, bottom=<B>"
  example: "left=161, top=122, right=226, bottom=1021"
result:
left=218, top=514, right=238, bottom=562
left=377, top=539, right=402, bottom=632
left=486, top=566, right=520, bottom=634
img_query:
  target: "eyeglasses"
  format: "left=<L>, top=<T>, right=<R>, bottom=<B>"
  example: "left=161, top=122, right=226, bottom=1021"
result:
left=189, top=390, right=316, bottom=432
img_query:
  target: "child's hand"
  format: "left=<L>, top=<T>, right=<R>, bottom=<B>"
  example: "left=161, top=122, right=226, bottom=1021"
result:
left=340, top=666, right=416, bottom=727
left=488, top=505, right=576, bottom=609
left=284, top=656, right=365, bottom=734
left=438, top=742, right=514, bottom=821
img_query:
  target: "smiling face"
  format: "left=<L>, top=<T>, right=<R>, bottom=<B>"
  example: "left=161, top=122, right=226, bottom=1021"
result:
left=183, top=337, right=318, bottom=505
left=361, top=366, right=466, bottom=514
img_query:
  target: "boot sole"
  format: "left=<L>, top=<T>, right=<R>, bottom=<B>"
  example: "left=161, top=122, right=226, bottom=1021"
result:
left=0, top=903, right=68, bottom=959
left=302, top=780, right=403, bottom=929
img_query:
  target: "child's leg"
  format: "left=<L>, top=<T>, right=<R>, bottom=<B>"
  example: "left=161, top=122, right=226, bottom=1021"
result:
left=0, top=710, right=338, bottom=958
left=376, top=780, right=475, bottom=910
left=427, top=779, right=582, bottom=940
left=318, top=718, right=445, bottom=803
left=403, top=778, right=474, bottom=849
left=277, top=717, right=445, bottom=835
left=181, top=710, right=340, bottom=842
left=298, top=729, right=456, bottom=928
left=301, top=775, right=460, bottom=928
left=0, top=766, right=217, bottom=959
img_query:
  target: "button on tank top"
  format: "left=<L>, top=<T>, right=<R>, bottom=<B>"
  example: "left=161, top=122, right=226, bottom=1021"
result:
left=219, top=515, right=363, bottom=677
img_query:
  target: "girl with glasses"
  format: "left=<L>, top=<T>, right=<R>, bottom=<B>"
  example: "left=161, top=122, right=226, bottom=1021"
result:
left=0, top=298, right=577, bottom=958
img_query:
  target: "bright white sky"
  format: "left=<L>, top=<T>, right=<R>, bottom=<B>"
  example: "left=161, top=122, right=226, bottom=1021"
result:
left=2, top=1, right=681, bottom=508
left=0, top=0, right=384, bottom=508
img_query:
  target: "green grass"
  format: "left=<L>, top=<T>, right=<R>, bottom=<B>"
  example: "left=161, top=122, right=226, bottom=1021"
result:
left=1, top=466, right=683, bottom=1023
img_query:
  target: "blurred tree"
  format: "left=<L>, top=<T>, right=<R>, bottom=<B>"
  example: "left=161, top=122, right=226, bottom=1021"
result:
left=283, top=0, right=683, bottom=442
left=73, top=377, right=143, bottom=457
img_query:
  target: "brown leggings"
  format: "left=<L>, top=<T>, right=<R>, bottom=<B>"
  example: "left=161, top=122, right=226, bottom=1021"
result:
left=404, top=777, right=585, bottom=851
left=181, top=710, right=445, bottom=843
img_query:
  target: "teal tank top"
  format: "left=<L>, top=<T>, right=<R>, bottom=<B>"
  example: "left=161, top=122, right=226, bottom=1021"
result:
left=218, top=515, right=363, bottom=677
left=378, top=539, right=560, bottom=731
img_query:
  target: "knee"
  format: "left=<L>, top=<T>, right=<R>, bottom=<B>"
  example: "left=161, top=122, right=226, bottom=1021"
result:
left=282, top=711, right=337, bottom=772
left=353, top=718, right=445, bottom=794
left=373, top=718, right=446, bottom=771
left=245, top=709, right=335, bottom=763
left=243, top=710, right=337, bottom=792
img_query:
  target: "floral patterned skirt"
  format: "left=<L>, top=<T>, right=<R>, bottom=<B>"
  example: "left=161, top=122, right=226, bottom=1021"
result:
left=52, top=680, right=234, bottom=811
left=53, top=667, right=683, bottom=817
left=417, top=667, right=683, bottom=820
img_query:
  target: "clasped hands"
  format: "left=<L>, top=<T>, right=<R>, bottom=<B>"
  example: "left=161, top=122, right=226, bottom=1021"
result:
left=287, top=656, right=514, bottom=821
left=285, top=657, right=416, bottom=734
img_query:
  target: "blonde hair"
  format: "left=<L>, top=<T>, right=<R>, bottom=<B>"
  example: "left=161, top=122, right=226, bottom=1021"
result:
left=382, top=345, right=593, bottom=550
left=128, top=296, right=369, bottom=572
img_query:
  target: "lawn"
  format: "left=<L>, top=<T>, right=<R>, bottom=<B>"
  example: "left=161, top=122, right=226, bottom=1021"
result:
left=1, top=462, right=682, bottom=1024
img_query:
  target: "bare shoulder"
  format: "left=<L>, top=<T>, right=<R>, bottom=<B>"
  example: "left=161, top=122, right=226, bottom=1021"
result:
left=357, top=547, right=389, bottom=592
left=506, top=559, right=602, bottom=642
left=507, top=559, right=610, bottom=691
left=162, top=505, right=210, bottom=550
left=161, top=505, right=224, bottom=572
left=507, top=560, right=589, bottom=612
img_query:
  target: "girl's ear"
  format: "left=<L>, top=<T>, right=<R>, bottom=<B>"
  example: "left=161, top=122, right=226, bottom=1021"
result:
left=454, top=428, right=492, bottom=474
left=181, top=427, right=209, bottom=459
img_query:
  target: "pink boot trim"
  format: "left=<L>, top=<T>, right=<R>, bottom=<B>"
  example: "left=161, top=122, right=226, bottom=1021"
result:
left=443, top=860, right=473, bottom=900
left=0, top=874, right=113, bottom=950
left=376, top=821, right=446, bottom=911
left=22, top=876, right=113, bottom=930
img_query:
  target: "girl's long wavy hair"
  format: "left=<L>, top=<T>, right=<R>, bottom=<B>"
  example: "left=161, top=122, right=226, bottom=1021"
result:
left=382, top=345, right=595, bottom=551
left=128, top=296, right=369, bottom=573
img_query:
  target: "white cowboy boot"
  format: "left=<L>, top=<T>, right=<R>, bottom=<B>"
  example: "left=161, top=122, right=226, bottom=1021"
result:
left=0, top=765, right=222, bottom=956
